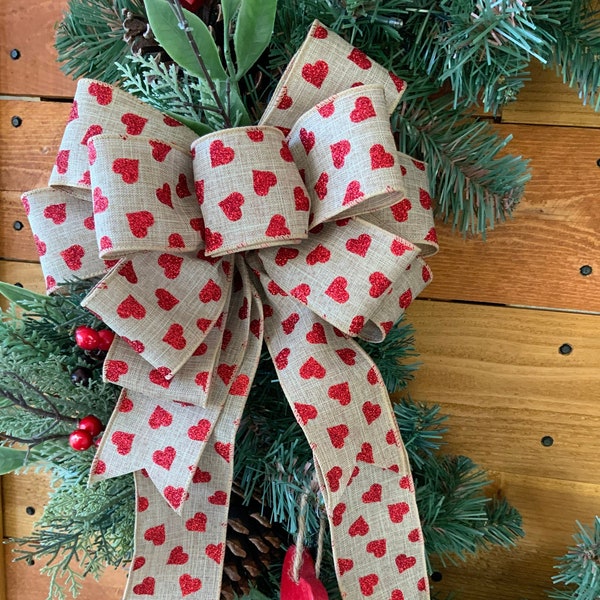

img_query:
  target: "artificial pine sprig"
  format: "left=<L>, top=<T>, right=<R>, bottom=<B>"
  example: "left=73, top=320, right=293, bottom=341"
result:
left=550, top=517, right=600, bottom=600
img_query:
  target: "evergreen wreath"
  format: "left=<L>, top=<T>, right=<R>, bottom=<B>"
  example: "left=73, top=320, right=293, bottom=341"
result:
left=2, top=0, right=599, bottom=598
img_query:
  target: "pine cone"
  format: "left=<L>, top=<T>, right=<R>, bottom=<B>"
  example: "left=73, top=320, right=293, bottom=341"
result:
left=221, top=484, right=288, bottom=599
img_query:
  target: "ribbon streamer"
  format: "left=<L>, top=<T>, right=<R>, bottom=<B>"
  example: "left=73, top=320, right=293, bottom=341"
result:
left=23, top=21, right=438, bottom=600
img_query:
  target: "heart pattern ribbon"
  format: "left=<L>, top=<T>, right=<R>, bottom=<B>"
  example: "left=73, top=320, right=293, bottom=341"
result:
left=23, top=21, right=437, bottom=600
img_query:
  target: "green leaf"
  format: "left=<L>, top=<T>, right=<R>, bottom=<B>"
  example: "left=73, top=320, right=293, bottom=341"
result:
left=221, top=0, right=242, bottom=28
left=0, top=446, right=40, bottom=475
left=144, top=0, right=227, bottom=80
left=0, top=282, right=48, bottom=305
left=233, top=0, right=277, bottom=79
left=163, top=110, right=214, bottom=136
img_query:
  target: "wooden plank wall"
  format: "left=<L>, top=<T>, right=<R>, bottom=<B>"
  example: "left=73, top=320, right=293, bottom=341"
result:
left=0, top=2, right=599, bottom=599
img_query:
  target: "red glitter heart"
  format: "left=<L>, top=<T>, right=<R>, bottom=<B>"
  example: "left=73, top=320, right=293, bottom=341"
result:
left=299, top=357, right=326, bottom=379
left=293, top=186, right=310, bottom=211
left=348, top=516, right=369, bottom=537
left=399, top=289, right=413, bottom=309
left=350, top=96, right=376, bottom=123
left=359, top=574, right=379, bottom=596
left=294, top=403, right=318, bottom=425
left=330, top=139, right=351, bottom=168
left=301, top=60, right=329, bottom=88
left=346, top=233, right=371, bottom=257
left=314, top=171, right=329, bottom=200
left=208, top=491, right=227, bottom=505
left=274, top=348, right=291, bottom=370
left=370, top=144, right=395, bottom=169
left=132, top=577, right=155, bottom=595
left=80, top=124, right=103, bottom=146
left=158, top=253, right=183, bottom=279
left=88, top=82, right=113, bottom=105
left=253, top=170, right=277, bottom=196
left=326, top=466, right=343, bottom=492
left=306, top=244, right=331, bottom=266
left=356, top=442, right=374, bottom=463
left=327, top=424, right=349, bottom=448
left=347, top=48, right=372, bottom=70
left=167, top=546, right=189, bottom=565
left=325, top=276, right=349, bottom=304
left=332, top=502, right=346, bottom=526
left=369, top=271, right=392, bottom=298
left=219, top=191, right=244, bottom=221
left=328, top=382, right=351, bottom=405
left=209, top=139, right=235, bottom=167
left=419, top=187, right=432, bottom=209
left=362, top=484, right=383, bottom=504
left=164, top=486, right=186, bottom=509
left=362, top=401, right=382, bottom=424
left=117, top=295, right=146, bottom=319
left=214, top=442, right=231, bottom=462
left=230, top=374, right=250, bottom=396
left=391, top=199, right=412, bottom=222
left=343, top=180, right=364, bottom=205
left=176, top=173, right=191, bottom=198
left=395, top=554, right=417, bottom=573
left=112, top=158, right=139, bottom=183
left=152, top=446, right=176, bottom=470
left=60, top=244, right=85, bottom=270
left=299, top=128, right=316, bottom=154
left=290, top=283, right=311, bottom=304
left=111, top=430, right=134, bottom=455
left=121, top=112, right=147, bottom=135
left=388, top=502, right=410, bottom=523
left=126, top=210, right=154, bottom=238
left=179, top=574, right=202, bottom=596
left=155, top=288, right=179, bottom=311
left=199, top=279, right=222, bottom=303
left=306, top=322, right=327, bottom=344
left=43, top=203, right=67, bottom=224
left=148, top=406, right=173, bottom=429
left=185, top=512, right=207, bottom=532
left=338, top=558, right=354, bottom=575
left=266, top=214, right=291, bottom=237
left=149, top=140, right=172, bottom=162
left=188, top=419, right=211, bottom=441
left=163, top=323, right=186, bottom=350
left=205, top=543, right=224, bottom=564
left=155, top=183, right=172, bottom=208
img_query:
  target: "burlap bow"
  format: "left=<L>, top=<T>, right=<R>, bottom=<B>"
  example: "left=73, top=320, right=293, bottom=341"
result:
left=23, top=21, right=438, bottom=600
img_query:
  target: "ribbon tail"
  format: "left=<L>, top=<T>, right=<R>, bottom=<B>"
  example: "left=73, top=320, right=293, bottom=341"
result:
left=256, top=273, right=429, bottom=598
left=124, top=259, right=264, bottom=600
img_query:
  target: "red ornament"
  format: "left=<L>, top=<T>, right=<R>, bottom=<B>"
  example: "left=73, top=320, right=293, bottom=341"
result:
left=78, top=415, right=104, bottom=438
left=180, top=0, right=206, bottom=12
left=280, top=546, right=329, bottom=600
left=74, top=325, right=100, bottom=350
left=69, top=429, right=94, bottom=451
left=96, top=329, right=115, bottom=351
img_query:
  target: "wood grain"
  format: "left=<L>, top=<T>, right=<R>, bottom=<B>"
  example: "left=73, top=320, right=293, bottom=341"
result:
left=424, top=124, right=600, bottom=312
left=0, top=192, right=38, bottom=262
left=432, top=471, right=600, bottom=600
left=0, top=261, right=44, bottom=294
left=4, top=554, right=126, bottom=600
left=0, top=0, right=75, bottom=98
left=406, top=300, right=600, bottom=483
left=0, top=101, right=71, bottom=193
left=503, top=61, right=600, bottom=128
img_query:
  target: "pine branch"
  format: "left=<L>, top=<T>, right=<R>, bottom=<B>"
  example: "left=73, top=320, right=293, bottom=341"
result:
left=56, top=0, right=146, bottom=83
left=550, top=517, right=600, bottom=600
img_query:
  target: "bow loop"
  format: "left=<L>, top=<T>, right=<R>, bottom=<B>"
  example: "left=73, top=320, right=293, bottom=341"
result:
left=191, top=127, right=310, bottom=256
left=87, top=135, right=202, bottom=259
left=288, top=85, right=406, bottom=227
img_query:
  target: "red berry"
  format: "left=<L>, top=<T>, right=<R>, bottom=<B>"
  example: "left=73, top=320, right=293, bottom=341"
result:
left=69, top=429, right=93, bottom=451
left=74, top=326, right=100, bottom=351
left=78, top=415, right=104, bottom=437
left=96, top=329, right=115, bottom=351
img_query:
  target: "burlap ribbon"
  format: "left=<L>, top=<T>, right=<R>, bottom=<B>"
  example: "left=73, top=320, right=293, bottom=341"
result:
left=23, top=21, right=438, bottom=600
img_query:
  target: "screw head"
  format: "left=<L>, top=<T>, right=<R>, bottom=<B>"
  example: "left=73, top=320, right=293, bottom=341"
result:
left=9, top=49, right=20, bottom=60
left=541, top=435, right=554, bottom=447
left=580, top=265, right=593, bottom=276
left=13, top=220, right=23, bottom=231
left=25, top=506, right=35, bottom=515
left=431, top=572, right=443, bottom=582
left=559, top=343, right=572, bottom=355
left=11, top=115, right=22, bottom=128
